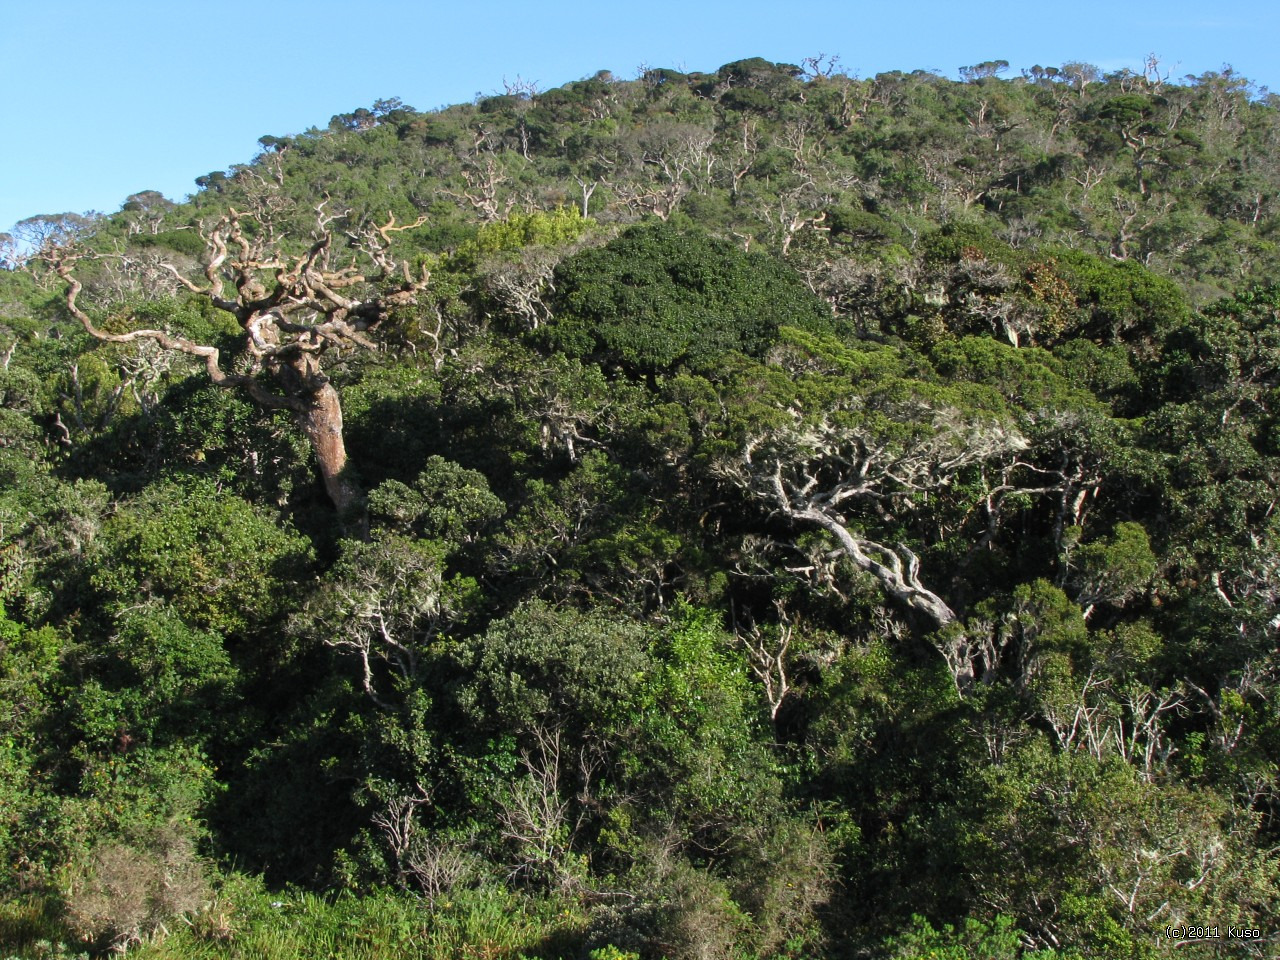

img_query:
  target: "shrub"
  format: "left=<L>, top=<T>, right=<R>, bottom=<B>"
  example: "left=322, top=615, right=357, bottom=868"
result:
left=62, top=829, right=208, bottom=954
left=548, top=221, right=833, bottom=375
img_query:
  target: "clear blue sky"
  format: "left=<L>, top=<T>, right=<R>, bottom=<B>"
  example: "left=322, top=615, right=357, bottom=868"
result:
left=4, top=0, right=1277, bottom=233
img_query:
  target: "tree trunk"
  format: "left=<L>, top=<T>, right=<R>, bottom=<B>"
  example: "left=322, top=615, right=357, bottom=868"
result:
left=294, top=381, right=361, bottom=517
left=794, top=506, right=983, bottom=693
left=795, top=507, right=957, bottom=627
left=271, top=351, right=366, bottom=532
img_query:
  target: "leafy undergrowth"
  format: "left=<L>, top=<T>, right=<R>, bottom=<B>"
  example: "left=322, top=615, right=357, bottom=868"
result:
left=0, top=875, right=592, bottom=960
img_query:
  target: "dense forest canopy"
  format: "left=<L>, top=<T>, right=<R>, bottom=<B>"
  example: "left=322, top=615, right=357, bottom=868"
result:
left=1, top=56, right=1279, bottom=959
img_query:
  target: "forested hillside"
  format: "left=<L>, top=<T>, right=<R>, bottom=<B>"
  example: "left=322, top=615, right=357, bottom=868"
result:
left=1, top=57, right=1279, bottom=958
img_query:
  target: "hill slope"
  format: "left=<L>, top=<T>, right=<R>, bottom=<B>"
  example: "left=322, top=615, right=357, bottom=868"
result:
left=0, top=58, right=1278, bottom=959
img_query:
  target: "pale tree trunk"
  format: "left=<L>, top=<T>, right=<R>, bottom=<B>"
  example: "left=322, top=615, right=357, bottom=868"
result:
left=792, top=506, right=988, bottom=693
left=795, top=506, right=957, bottom=627
left=294, top=379, right=361, bottom=517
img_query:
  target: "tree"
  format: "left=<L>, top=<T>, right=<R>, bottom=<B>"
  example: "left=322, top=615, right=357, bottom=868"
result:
left=959, top=60, right=1010, bottom=83
left=90, top=478, right=313, bottom=638
left=120, top=191, right=175, bottom=236
left=548, top=221, right=833, bottom=375
left=0, top=233, right=21, bottom=270
left=10, top=212, right=99, bottom=252
left=295, top=534, right=457, bottom=710
left=715, top=336, right=1028, bottom=687
left=1058, top=61, right=1101, bottom=92
left=961, top=743, right=1278, bottom=954
left=44, top=205, right=431, bottom=518
left=1063, top=521, right=1157, bottom=621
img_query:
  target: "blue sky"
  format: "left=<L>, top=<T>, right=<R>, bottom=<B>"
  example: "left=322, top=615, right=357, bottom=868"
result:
left=3, top=0, right=1278, bottom=233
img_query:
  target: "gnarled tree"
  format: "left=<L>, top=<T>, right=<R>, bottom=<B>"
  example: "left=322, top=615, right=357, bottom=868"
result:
left=716, top=337, right=1029, bottom=689
left=728, top=395, right=1026, bottom=629
left=44, top=206, right=429, bottom=519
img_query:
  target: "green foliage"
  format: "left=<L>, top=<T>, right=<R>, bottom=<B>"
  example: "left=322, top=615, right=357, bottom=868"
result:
left=0, top=608, right=63, bottom=897
left=548, top=221, right=833, bottom=374
left=496, top=448, right=683, bottom=610
left=339, top=360, right=447, bottom=485
left=69, top=606, right=236, bottom=750
left=293, top=533, right=472, bottom=710
left=960, top=743, right=1279, bottom=957
left=90, top=480, right=314, bottom=637
left=929, top=337, right=1087, bottom=414
left=448, top=206, right=592, bottom=269
left=131, top=230, right=206, bottom=258
left=144, top=382, right=312, bottom=502
left=1053, top=249, right=1192, bottom=344
left=1065, top=521, right=1158, bottom=615
left=804, top=638, right=971, bottom=927
left=0, top=462, right=108, bottom=622
left=826, top=205, right=907, bottom=246
left=456, top=602, right=651, bottom=740
left=886, top=913, right=1077, bottom=959
left=7, top=54, right=1280, bottom=960
left=112, top=295, right=240, bottom=347
left=368, top=456, right=504, bottom=543
left=3, top=874, right=588, bottom=959
left=632, top=605, right=774, bottom=820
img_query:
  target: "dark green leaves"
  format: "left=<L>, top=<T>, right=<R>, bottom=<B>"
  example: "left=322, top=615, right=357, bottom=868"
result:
left=547, top=221, right=833, bottom=375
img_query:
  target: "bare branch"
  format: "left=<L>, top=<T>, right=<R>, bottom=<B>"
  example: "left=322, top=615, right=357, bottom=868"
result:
left=47, top=248, right=300, bottom=412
